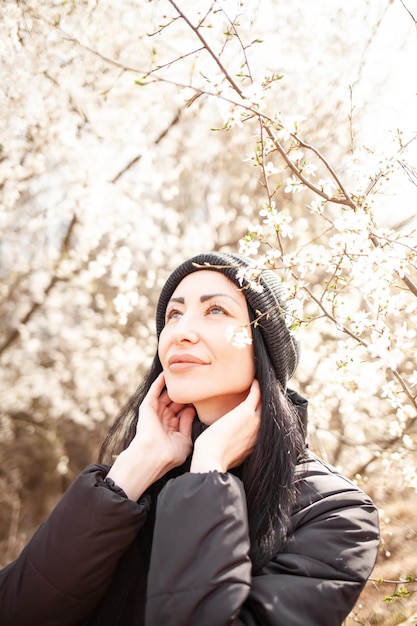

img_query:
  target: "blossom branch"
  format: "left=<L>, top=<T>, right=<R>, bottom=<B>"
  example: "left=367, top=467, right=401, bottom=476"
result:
left=297, top=280, right=369, bottom=348
left=34, top=4, right=356, bottom=209
left=168, top=1, right=355, bottom=208
left=168, top=0, right=244, bottom=97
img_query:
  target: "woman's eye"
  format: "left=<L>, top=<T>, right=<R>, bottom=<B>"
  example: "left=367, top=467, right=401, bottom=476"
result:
left=208, top=304, right=227, bottom=315
left=166, top=309, right=182, bottom=321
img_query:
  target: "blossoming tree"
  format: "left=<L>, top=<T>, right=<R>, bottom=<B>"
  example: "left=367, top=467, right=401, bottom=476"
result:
left=1, top=0, right=417, bottom=620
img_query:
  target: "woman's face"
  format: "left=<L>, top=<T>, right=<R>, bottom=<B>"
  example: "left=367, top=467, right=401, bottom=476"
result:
left=158, top=270, right=256, bottom=424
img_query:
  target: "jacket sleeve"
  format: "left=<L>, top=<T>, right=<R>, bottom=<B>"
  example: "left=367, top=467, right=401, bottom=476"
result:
left=145, top=458, right=379, bottom=626
left=0, top=464, right=150, bottom=626
left=145, top=472, right=252, bottom=625
left=244, top=456, right=380, bottom=625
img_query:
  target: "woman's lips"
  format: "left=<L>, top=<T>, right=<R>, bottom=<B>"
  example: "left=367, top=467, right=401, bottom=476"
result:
left=169, top=361, right=206, bottom=372
left=167, top=353, right=208, bottom=372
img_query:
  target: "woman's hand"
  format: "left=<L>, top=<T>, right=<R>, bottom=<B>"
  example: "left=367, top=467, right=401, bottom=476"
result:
left=135, top=372, right=195, bottom=468
left=190, top=379, right=261, bottom=474
left=107, top=373, right=195, bottom=500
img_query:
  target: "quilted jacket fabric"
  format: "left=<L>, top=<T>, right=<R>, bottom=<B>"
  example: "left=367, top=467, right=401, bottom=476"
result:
left=0, top=452, right=379, bottom=626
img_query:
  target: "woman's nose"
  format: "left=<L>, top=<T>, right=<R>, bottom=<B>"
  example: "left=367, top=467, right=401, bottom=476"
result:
left=173, top=313, right=199, bottom=344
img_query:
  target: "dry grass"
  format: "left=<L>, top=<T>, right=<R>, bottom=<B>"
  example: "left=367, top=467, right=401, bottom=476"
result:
left=346, top=492, right=417, bottom=625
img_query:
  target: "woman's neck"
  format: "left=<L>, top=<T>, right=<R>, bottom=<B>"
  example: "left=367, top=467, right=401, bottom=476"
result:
left=194, top=390, right=250, bottom=426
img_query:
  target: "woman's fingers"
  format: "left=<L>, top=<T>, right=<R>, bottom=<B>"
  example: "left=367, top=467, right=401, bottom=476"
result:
left=141, top=372, right=195, bottom=434
left=246, top=378, right=261, bottom=410
left=144, top=374, right=184, bottom=416
left=177, top=405, right=196, bottom=438
left=190, top=379, right=261, bottom=473
left=144, top=372, right=166, bottom=406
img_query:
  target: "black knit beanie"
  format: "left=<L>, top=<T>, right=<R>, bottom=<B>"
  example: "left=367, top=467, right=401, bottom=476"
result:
left=155, top=252, right=299, bottom=389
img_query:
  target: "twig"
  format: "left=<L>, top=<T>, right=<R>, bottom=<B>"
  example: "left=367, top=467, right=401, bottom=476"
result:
left=400, top=0, right=417, bottom=30
left=110, top=108, right=183, bottom=183
left=168, top=0, right=244, bottom=98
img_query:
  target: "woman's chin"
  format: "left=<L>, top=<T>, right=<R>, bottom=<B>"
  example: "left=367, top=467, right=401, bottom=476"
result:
left=165, top=386, right=196, bottom=406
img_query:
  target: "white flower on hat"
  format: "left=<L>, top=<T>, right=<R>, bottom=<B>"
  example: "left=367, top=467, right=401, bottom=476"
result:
left=235, top=266, right=264, bottom=293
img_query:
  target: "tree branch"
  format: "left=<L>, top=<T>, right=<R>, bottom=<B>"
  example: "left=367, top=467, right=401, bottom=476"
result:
left=0, top=214, right=78, bottom=357
left=110, top=108, right=183, bottom=183
left=168, top=0, right=244, bottom=97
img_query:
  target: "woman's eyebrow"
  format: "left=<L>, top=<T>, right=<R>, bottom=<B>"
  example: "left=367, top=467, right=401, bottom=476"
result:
left=168, top=293, right=242, bottom=307
left=169, top=297, right=184, bottom=304
left=200, top=293, right=242, bottom=307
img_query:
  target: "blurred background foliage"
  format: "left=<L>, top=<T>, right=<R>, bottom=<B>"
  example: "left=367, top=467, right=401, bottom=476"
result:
left=1, top=1, right=417, bottom=622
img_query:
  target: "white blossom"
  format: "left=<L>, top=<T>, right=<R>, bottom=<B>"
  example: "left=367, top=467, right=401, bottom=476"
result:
left=284, top=175, right=304, bottom=194
left=264, top=161, right=281, bottom=176
left=259, top=205, right=293, bottom=238
left=235, top=267, right=264, bottom=292
left=238, top=236, right=261, bottom=256
left=408, top=371, right=417, bottom=388
left=241, top=82, right=265, bottom=109
left=226, top=325, right=253, bottom=348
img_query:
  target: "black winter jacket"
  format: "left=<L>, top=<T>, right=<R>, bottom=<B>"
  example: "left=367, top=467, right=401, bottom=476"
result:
left=0, top=451, right=379, bottom=626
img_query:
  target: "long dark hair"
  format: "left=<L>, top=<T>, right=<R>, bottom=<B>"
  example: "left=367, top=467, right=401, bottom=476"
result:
left=99, top=308, right=305, bottom=572
left=242, top=320, right=305, bottom=568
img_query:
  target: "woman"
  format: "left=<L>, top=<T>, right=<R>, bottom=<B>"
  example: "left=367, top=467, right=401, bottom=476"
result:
left=0, top=251, right=379, bottom=626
